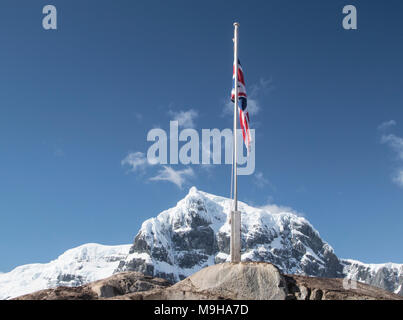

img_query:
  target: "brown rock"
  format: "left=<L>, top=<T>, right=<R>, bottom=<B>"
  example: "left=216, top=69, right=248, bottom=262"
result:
left=285, top=274, right=402, bottom=300
left=14, top=272, right=171, bottom=300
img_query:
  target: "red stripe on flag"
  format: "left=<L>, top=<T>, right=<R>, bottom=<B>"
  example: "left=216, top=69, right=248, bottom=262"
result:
left=233, top=64, right=246, bottom=86
left=238, top=68, right=245, bottom=86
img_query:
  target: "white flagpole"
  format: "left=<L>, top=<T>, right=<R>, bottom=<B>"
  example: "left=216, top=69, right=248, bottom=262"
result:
left=233, top=23, right=239, bottom=213
left=230, top=22, right=241, bottom=263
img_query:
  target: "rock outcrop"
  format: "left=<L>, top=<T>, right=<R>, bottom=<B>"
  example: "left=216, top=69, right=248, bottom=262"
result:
left=159, top=262, right=287, bottom=300
left=14, top=272, right=171, bottom=300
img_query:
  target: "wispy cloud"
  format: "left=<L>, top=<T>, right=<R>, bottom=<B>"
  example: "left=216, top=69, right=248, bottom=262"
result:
left=122, top=151, right=196, bottom=189
left=378, top=120, right=396, bottom=131
left=168, top=109, right=198, bottom=128
left=246, top=98, right=261, bottom=116
left=393, top=170, right=403, bottom=188
left=254, top=171, right=269, bottom=188
left=381, top=133, right=403, bottom=160
left=121, top=152, right=150, bottom=172
left=249, top=77, right=274, bottom=103
left=380, top=122, right=403, bottom=188
left=149, top=166, right=194, bottom=189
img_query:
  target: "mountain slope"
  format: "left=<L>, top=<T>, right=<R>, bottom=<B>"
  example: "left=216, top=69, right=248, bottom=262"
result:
left=0, top=243, right=130, bottom=300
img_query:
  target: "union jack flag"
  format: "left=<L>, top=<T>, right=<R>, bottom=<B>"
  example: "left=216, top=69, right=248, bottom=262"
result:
left=231, top=59, right=251, bottom=152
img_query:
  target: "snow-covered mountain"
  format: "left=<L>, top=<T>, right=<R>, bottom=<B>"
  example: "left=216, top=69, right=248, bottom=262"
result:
left=116, top=187, right=343, bottom=281
left=0, top=187, right=401, bottom=299
left=342, top=259, right=403, bottom=295
left=0, top=243, right=130, bottom=300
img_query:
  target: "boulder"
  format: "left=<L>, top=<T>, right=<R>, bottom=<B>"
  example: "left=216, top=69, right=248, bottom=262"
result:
left=169, top=262, right=287, bottom=300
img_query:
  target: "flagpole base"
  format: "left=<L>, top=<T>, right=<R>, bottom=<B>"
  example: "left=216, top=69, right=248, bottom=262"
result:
left=230, top=210, right=241, bottom=263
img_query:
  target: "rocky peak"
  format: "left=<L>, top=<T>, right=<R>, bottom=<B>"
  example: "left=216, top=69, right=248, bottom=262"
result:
left=117, top=187, right=344, bottom=282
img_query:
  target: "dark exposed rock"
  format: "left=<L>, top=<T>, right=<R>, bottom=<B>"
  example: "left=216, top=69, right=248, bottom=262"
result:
left=56, top=274, right=84, bottom=285
left=177, top=252, right=209, bottom=269
left=117, top=258, right=154, bottom=277
left=172, top=226, right=217, bottom=255
left=130, top=234, right=150, bottom=254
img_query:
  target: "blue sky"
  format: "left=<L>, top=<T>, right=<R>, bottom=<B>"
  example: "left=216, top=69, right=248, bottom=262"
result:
left=1, top=0, right=403, bottom=271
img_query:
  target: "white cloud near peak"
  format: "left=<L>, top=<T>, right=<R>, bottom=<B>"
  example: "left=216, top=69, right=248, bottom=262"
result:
left=258, top=203, right=305, bottom=218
